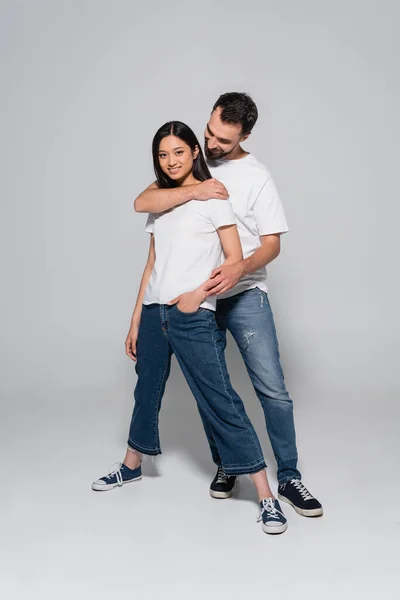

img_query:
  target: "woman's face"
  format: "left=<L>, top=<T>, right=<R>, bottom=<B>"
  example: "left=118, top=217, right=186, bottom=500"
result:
left=158, top=135, right=198, bottom=184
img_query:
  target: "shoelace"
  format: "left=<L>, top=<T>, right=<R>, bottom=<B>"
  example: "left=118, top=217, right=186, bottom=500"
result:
left=256, top=498, right=284, bottom=522
left=290, top=479, right=314, bottom=501
left=216, top=466, right=229, bottom=484
left=105, top=462, right=124, bottom=486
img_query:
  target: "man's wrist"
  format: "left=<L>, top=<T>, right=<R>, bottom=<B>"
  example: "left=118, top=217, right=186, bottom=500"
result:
left=187, top=185, right=196, bottom=201
left=238, top=259, right=247, bottom=276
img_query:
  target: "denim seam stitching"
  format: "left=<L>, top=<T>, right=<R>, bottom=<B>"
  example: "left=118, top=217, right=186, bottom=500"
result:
left=152, top=355, right=170, bottom=447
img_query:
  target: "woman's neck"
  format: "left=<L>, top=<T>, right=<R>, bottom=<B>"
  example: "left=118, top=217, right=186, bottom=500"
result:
left=177, top=173, right=200, bottom=187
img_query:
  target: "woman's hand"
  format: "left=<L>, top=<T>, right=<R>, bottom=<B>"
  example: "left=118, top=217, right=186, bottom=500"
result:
left=125, top=320, right=139, bottom=361
left=168, top=288, right=206, bottom=313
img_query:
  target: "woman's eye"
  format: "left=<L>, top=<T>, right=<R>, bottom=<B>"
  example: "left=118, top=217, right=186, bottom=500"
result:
left=176, top=151, right=183, bottom=155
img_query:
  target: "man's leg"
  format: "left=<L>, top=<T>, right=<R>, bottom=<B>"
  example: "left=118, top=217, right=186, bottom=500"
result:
left=217, top=288, right=323, bottom=516
left=217, top=288, right=299, bottom=483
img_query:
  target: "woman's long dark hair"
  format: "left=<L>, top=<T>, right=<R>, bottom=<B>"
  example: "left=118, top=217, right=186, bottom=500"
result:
left=152, top=121, right=212, bottom=188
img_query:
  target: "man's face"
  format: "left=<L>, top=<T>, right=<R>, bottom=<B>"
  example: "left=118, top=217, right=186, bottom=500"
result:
left=204, top=107, right=246, bottom=160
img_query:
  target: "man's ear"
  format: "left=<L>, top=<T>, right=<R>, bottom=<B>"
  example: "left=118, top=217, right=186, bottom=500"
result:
left=241, top=132, right=251, bottom=143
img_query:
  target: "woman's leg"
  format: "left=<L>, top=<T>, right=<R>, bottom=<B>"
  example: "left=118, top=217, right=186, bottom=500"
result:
left=167, top=305, right=265, bottom=474
left=126, top=304, right=173, bottom=459
left=92, top=304, right=173, bottom=491
left=166, top=305, right=284, bottom=519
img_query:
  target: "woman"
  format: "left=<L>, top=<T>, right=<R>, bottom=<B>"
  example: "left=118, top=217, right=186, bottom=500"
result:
left=92, top=122, right=287, bottom=534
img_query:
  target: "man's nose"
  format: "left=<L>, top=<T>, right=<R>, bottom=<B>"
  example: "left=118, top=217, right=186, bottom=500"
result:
left=208, top=138, right=218, bottom=150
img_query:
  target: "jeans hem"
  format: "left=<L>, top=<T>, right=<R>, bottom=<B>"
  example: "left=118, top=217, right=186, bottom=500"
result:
left=223, top=460, right=267, bottom=476
left=278, top=474, right=301, bottom=485
left=127, top=439, right=162, bottom=456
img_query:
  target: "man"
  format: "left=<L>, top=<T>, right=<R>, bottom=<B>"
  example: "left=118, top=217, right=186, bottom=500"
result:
left=134, top=93, right=322, bottom=517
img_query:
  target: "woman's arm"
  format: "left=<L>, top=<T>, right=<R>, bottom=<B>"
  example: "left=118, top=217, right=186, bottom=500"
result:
left=131, top=234, right=155, bottom=323
left=125, top=235, right=155, bottom=360
left=216, top=224, right=243, bottom=266
left=167, top=224, right=243, bottom=312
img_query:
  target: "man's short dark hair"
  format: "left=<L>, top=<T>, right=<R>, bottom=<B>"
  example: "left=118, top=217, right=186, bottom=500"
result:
left=212, top=92, right=258, bottom=136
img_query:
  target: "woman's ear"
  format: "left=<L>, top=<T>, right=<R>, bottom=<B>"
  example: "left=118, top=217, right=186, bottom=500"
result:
left=193, top=145, right=200, bottom=160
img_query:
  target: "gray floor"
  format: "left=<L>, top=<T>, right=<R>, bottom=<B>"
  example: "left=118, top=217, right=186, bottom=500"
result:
left=1, top=369, right=399, bottom=599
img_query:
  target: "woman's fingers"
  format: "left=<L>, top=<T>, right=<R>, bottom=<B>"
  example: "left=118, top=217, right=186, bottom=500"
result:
left=125, top=338, right=137, bottom=361
left=168, top=295, right=182, bottom=305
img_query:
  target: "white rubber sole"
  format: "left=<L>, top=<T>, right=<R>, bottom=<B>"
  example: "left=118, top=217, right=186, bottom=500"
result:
left=91, top=475, right=142, bottom=491
left=209, top=489, right=233, bottom=499
left=278, top=494, right=323, bottom=517
left=209, top=478, right=237, bottom=499
left=261, top=521, right=288, bottom=535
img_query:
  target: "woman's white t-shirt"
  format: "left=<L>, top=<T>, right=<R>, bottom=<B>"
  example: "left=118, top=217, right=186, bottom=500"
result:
left=143, top=198, right=236, bottom=311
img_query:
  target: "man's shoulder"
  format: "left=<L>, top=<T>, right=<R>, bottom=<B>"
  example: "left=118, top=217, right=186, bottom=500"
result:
left=245, top=154, right=272, bottom=180
left=208, top=154, right=272, bottom=180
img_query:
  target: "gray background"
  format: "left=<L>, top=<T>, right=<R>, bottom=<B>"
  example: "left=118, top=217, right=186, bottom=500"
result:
left=0, top=1, right=399, bottom=599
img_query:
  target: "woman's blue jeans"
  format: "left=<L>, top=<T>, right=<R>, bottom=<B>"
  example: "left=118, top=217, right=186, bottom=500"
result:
left=127, top=303, right=266, bottom=476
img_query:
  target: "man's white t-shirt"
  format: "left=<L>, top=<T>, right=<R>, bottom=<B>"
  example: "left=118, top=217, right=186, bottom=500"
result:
left=143, top=199, right=236, bottom=311
left=207, top=153, right=289, bottom=299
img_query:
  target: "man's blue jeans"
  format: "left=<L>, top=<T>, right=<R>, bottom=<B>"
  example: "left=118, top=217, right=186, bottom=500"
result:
left=200, top=288, right=301, bottom=484
left=127, top=303, right=266, bottom=476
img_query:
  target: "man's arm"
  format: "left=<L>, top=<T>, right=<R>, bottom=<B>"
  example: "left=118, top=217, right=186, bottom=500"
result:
left=134, top=179, right=229, bottom=214
left=204, top=234, right=281, bottom=297
left=241, top=233, right=281, bottom=276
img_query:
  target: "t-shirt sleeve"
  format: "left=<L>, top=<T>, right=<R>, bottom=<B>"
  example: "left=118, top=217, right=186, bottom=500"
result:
left=207, top=198, right=237, bottom=230
left=144, top=213, right=155, bottom=234
left=253, top=177, right=289, bottom=235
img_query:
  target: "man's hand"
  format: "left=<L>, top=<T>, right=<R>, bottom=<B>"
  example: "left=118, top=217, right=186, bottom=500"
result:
left=168, top=288, right=206, bottom=313
left=203, top=262, right=244, bottom=297
left=125, top=321, right=139, bottom=362
left=196, top=178, right=229, bottom=201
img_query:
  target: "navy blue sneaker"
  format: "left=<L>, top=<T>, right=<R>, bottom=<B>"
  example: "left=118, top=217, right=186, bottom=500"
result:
left=92, top=462, right=142, bottom=491
left=278, top=479, right=323, bottom=517
left=210, top=466, right=237, bottom=499
left=257, top=498, right=288, bottom=534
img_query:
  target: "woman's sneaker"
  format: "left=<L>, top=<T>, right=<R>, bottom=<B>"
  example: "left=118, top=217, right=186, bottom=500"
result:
left=257, top=498, right=288, bottom=534
left=209, top=466, right=237, bottom=499
left=91, top=462, right=142, bottom=491
left=278, top=479, right=323, bottom=517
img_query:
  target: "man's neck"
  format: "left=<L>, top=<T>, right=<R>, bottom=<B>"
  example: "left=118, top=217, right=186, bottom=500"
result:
left=223, top=145, right=249, bottom=161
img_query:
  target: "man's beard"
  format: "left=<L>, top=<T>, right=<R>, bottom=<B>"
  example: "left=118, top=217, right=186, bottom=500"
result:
left=204, top=143, right=234, bottom=161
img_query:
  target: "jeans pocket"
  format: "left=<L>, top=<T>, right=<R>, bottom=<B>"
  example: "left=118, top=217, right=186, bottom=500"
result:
left=175, top=305, right=202, bottom=315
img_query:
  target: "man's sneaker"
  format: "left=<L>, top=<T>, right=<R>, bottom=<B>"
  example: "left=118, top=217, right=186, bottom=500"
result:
left=278, top=479, right=323, bottom=517
left=209, top=466, right=237, bottom=499
left=257, top=498, right=288, bottom=534
left=91, top=462, right=142, bottom=491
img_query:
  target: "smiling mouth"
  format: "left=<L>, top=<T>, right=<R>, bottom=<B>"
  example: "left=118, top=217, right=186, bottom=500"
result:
left=168, top=167, right=181, bottom=174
